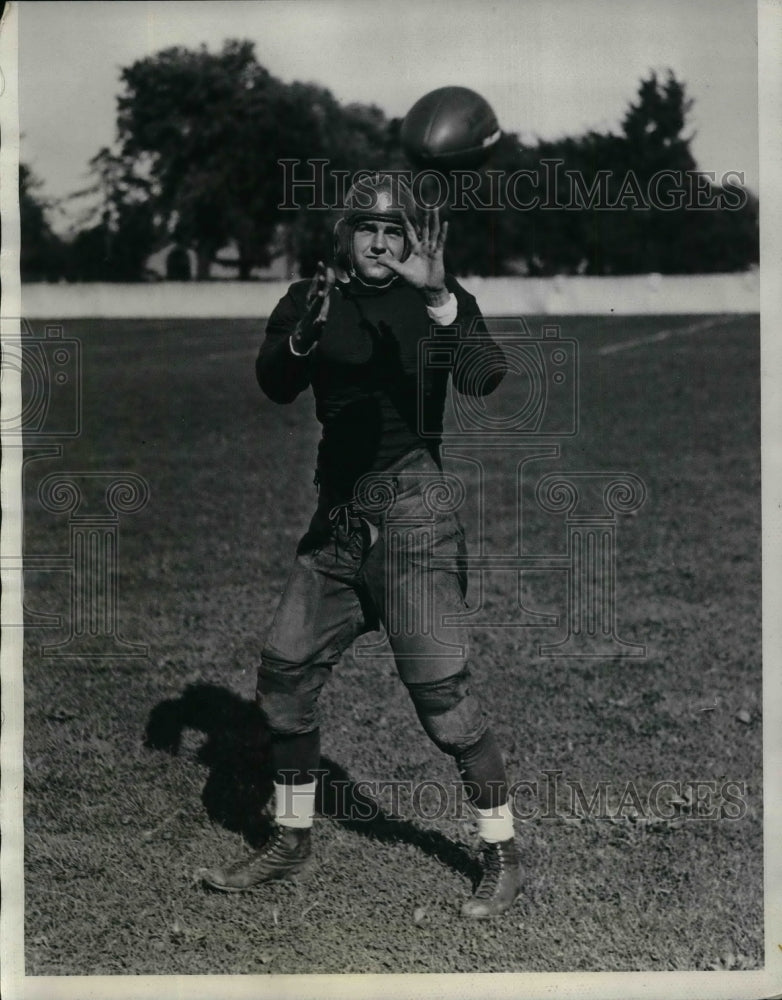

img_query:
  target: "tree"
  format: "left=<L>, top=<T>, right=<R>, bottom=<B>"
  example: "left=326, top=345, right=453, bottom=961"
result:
left=621, top=71, right=695, bottom=169
left=20, top=164, right=66, bottom=281
left=66, top=147, right=158, bottom=281
left=435, top=133, right=529, bottom=276
left=76, top=54, right=757, bottom=279
left=615, top=70, right=756, bottom=273
left=495, top=70, right=757, bottom=275
left=113, top=41, right=393, bottom=278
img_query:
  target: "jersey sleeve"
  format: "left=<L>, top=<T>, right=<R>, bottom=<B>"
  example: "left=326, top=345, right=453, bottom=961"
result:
left=447, top=275, right=508, bottom=398
left=255, top=283, right=313, bottom=404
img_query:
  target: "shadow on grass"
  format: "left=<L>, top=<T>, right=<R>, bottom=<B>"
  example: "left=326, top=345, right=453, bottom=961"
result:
left=144, top=682, right=478, bottom=882
left=144, top=682, right=274, bottom=845
left=316, top=758, right=479, bottom=883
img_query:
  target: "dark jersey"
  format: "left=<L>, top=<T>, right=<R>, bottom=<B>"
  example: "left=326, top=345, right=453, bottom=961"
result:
left=256, top=273, right=507, bottom=499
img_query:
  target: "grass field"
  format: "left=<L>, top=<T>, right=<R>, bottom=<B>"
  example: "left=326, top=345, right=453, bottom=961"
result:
left=20, top=312, right=762, bottom=975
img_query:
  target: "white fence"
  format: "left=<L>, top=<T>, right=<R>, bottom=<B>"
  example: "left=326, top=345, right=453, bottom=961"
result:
left=21, top=272, right=759, bottom=318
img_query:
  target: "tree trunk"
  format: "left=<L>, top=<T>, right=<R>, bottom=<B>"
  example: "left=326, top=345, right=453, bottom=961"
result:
left=196, top=247, right=211, bottom=280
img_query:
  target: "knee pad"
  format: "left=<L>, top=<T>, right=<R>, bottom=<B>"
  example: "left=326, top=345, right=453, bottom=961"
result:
left=256, top=653, right=330, bottom=736
left=405, top=667, right=488, bottom=757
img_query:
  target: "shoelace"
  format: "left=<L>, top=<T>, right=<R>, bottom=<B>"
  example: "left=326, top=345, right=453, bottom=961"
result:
left=328, top=503, right=354, bottom=536
left=328, top=503, right=380, bottom=554
left=328, top=503, right=356, bottom=562
left=266, top=828, right=289, bottom=857
left=229, top=828, right=298, bottom=873
left=474, top=844, right=506, bottom=899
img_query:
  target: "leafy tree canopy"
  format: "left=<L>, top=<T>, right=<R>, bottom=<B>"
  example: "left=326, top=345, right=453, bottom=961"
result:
left=20, top=163, right=67, bottom=282
left=59, top=55, right=759, bottom=280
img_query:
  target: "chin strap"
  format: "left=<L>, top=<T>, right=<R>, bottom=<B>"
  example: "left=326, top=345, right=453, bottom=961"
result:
left=348, top=268, right=399, bottom=291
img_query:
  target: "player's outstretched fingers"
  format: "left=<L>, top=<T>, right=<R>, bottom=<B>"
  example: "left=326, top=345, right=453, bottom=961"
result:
left=421, top=209, right=432, bottom=247
left=316, top=263, right=335, bottom=295
left=303, top=261, right=336, bottom=332
left=401, top=211, right=421, bottom=250
left=307, top=261, right=326, bottom=307
left=315, top=267, right=335, bottom=324
left=379, top=254, right=403, bottom=274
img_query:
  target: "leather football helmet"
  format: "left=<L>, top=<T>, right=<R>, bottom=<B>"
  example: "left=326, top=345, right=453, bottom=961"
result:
left=334, top=173, right=420, bottom=284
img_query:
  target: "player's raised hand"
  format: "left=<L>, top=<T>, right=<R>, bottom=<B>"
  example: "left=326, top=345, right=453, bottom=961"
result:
left=292, top=261, right=335, bottom=354
left=381, top=208, right=449, bottom=307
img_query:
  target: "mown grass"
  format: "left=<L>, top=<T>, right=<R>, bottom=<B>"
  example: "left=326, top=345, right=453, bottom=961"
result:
left=22, top=313, right=762, bottom=975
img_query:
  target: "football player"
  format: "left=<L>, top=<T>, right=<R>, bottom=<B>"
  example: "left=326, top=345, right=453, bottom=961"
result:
left=199, top=173, right=521, bottom=918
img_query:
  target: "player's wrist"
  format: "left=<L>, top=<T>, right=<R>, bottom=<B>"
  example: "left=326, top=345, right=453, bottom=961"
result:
left=425, top=291, right=458, bottom=326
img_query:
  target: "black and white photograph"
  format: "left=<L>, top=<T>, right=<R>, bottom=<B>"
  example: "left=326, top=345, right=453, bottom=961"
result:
left=1, top=1, right=780, bottom=997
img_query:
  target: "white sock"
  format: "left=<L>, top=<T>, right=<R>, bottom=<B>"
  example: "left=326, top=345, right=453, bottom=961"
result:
left=474, top=800, right=515, bottom=843
left=274, top=779, right=317, bottom=829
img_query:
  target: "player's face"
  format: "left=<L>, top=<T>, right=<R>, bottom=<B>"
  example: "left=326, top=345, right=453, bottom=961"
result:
left=351, top=219, right=405, bottom=283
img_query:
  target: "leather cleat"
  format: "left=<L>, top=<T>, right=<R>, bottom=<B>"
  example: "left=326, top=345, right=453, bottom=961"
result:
left=461, top=837, right=522, bottom=919
left=199, top=824, right=312, bottom=892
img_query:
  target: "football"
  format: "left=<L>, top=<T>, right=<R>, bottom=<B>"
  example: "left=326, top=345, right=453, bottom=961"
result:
left=400, top=86, right=501, bottom=170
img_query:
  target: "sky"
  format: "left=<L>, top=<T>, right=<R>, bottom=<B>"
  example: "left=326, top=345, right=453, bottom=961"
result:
left=16, top=0, right=760, bottom=228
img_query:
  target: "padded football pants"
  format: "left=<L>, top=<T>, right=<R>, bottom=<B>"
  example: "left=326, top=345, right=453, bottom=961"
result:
left=256, top=447, right=508, bottom=808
